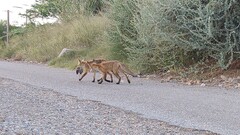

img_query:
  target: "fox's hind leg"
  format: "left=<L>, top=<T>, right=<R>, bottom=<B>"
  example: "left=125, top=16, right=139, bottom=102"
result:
left=123, top=73, right=130, bottom=83
left=112, top=72, right=121, bottom=84
left=120, top=69, right=131, bottom=83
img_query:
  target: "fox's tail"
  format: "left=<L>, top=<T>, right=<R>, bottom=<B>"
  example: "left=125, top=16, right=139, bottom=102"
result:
left=120, top=63, right=138, bottom=77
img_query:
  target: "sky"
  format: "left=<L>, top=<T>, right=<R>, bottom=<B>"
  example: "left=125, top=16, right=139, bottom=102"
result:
left=0, top=0, right=56, bottom=26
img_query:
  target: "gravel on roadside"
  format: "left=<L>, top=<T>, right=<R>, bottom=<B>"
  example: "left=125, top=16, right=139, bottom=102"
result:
left=0, top=78, right=218, bottom=135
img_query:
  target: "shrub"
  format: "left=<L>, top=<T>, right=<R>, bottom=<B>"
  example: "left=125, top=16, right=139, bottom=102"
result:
left=108, top=0, right=240, bottom=73
left=107, top=0, right=138, bottom=61
left=158, top=0, right=240, bottom=69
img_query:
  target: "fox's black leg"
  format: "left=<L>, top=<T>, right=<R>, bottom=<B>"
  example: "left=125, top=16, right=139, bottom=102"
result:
left=123, top=73, right=131, bottom=84
left=107, top=72, right=113, bottom=83
left=112, top=72, right=121, bottom=84
left=92, top=71, right=96, bottom=82
left=102, top=72, right=111, bottom=83
left=79, top=72, right=87, bottom=81
left=116, top=78, right=121, bottom=84
left=97, top=78, right=101, bottom=82
left=104, top=79, right=111, bottom=82
left=98, top=78, right=103, bottom=84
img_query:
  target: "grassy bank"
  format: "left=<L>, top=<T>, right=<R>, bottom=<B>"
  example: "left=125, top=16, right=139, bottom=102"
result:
left=1, top=16, right=110, bottom=69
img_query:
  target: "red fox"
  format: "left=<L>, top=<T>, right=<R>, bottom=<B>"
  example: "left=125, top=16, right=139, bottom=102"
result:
left=92, top=60, right=137, bottom=84
left=76, top=59, right=113, bottom=82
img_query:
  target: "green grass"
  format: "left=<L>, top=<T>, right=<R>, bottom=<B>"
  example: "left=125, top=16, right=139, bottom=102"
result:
left=3, top=15, right=111, bottom=69
left=49, top=49, right=88, bottom=69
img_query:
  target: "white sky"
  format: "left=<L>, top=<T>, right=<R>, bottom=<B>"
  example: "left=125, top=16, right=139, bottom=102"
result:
left=0, top=0, right=56, bottom=26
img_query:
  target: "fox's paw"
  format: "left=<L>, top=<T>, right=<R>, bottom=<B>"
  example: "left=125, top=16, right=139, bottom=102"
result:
left=97, top=78, right=103, bottom=84
left=105, top=79, right=111, bottom=83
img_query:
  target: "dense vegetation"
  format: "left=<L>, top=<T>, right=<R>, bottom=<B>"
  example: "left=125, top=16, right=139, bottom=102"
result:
left=1, top=0, right=240, bottom=73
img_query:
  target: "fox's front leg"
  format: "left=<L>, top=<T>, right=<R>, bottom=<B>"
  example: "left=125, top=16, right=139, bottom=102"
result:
left=92, top=70, right=96, bottom=82
left=102, top=72, right=111, bottom=83
left=98, top=72, right=107, bottom=84
left=97, top=78, right=102, bottom=82
left=98, top=78, right=103, bottom=84
left=98, top=72, right=104, bottom=84
left=79, top=72, right=87, bottom=81
left=97, top=71, right=102, bottom=83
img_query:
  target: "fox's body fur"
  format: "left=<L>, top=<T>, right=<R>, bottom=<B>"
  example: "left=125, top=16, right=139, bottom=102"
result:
left=77, top=59, right=112, bottom=82
left=92, top=60, right=137, bottom=84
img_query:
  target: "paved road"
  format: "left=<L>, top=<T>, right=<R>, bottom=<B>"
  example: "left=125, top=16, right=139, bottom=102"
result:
left=0, top=61, right=239, bottom=135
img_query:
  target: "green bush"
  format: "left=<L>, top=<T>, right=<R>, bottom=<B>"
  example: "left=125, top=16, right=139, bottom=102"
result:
left=107, top=0, right=138, bottom=61
left=108, top=0, right=240, bottom=73
left=157, top=0, right=240, bottom=69
left=85, top=0, right=104, bottom=15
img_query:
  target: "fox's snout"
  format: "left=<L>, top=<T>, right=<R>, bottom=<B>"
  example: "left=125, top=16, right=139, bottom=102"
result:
left=76, top=67, right=83, bottom=75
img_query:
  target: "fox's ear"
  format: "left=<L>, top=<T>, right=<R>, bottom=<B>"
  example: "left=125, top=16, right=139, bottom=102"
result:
left=77, top=59, right=81, bottom=65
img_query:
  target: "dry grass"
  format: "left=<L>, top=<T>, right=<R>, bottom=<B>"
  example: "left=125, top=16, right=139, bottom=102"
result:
left=6, top=15, right=111, bottom=68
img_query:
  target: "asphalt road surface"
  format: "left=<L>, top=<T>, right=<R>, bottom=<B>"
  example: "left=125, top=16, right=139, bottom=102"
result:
left=0, top=61, right=239, bottom=135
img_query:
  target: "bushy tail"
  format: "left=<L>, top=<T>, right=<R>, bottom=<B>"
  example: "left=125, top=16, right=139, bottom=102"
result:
left=120, top=63, right=138, bottom=77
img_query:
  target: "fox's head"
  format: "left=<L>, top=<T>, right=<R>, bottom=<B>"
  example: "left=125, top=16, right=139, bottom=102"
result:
left=76, top=67, right=83, bottom=75
left=76, top=59, right=86, bottom=74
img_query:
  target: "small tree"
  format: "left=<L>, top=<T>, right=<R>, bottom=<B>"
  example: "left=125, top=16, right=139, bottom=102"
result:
left=0, top=21, right=7, bottom=47
left=25, top=0, right=108, bottom=22
left=0, top=21, right=5, bottom=37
